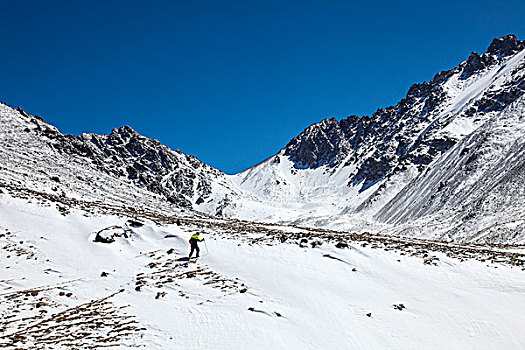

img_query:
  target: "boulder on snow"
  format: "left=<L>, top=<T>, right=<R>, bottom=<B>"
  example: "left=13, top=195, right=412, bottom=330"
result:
left=335, top=241, right=349, bottom=249
left=94, top=225, right=130, bottom=244
left=127, top=219, right=144, bottom=228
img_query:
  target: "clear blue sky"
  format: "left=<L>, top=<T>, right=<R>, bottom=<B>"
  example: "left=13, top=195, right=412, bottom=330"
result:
left=1, top=0, right=524, bottom=174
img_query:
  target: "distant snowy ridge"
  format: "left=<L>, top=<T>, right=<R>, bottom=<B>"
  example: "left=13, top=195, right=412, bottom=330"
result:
left=1, top=35, right=524, bottom=243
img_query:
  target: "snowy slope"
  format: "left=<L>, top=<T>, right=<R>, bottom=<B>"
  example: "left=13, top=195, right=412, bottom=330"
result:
left=375, top=93, right=525, bottom=242
left=1, top=193, right=524, bottom=349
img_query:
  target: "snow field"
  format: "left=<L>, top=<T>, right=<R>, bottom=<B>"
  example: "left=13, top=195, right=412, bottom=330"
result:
left=1, top=195, right=524, bottom=349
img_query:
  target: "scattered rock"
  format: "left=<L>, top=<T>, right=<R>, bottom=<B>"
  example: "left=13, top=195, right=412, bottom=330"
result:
left=239, top=288, right=248, bottom=293
left=311, top=240, right=322, bottom=248
left=335, top=241, right=348, bottom=249
left=393, top=303, right=406, bottom=311
left=127, top=219, right=144, bottom=227
left=101, top=271, right=109, bottom=277
left=155, top=291, right=167, bottom=299
left=366, top=313, right=372, bottom=317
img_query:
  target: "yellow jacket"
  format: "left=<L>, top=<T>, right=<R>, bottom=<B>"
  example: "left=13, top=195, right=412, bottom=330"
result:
left=190, top=234, right=203, bottom=243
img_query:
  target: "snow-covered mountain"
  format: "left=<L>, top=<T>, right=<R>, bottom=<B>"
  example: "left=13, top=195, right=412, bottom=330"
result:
left=230, top=35, right=525, bottom=243
left=1, top=35, right=524, bottom=244
left=0, top=102, right=238, bottom=217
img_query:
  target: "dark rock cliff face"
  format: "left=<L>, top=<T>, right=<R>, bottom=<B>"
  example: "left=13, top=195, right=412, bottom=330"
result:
left=283, top=118, right=352, bottom=169
left=461, top=35, right=524, bottom=80
left=487, top=34, right=525, bottom=57
left=283, top=35, right=525, bottom=192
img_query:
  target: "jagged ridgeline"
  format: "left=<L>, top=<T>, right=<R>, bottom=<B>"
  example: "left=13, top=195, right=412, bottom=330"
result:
left=1, top=35, right=524, bottom=243
left=0, top=105, right=238, bottom=216
left=283, top=35, right=525, bottom=188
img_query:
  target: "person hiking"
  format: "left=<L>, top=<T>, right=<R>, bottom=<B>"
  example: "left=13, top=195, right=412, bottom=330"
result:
left=188, top=233, right=204, bottom=259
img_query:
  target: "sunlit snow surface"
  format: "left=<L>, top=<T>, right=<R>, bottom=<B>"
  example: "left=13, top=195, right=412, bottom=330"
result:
left=1, top=195, right=524, bottom=349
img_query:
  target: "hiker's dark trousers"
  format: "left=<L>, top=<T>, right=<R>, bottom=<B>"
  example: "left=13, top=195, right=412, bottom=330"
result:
left=189, top=243, right=200, bottom=258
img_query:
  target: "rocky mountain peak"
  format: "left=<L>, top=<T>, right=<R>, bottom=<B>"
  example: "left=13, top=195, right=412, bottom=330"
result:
left=108, top=125, right=142, bottom=143
left=111, top=125, right=138, bottom=136
left=283, top=117, right=347, bottom=169
left=486, top=34, right=524, bottom=57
